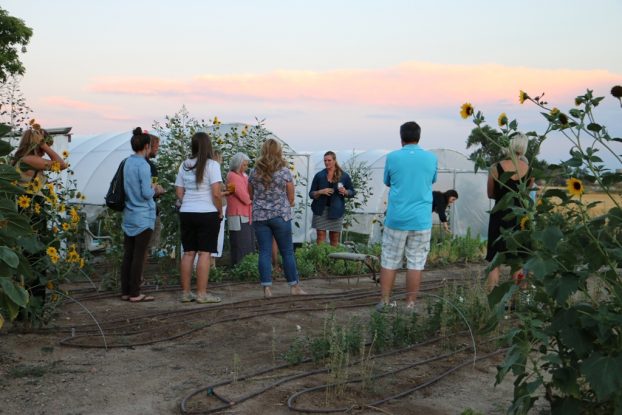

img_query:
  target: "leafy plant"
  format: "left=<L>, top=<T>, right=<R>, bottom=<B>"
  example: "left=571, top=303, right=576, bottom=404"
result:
left=462, top=88, right=622, bottom=414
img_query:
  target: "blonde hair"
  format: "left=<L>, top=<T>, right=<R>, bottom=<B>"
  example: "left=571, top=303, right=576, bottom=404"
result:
left=324, top=151, right=343, bottom=182
left=13, top=128, right=45, bottom=162
left=255, top=139, right=287, bottom=185
left=505, top=133, right=528, bottom=157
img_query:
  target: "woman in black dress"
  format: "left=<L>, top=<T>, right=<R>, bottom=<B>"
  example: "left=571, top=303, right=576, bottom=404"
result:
left=486, top=134, right=533, bottom=292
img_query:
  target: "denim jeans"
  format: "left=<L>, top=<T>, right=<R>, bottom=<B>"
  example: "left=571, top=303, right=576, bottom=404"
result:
left=252, top=217, right=299, bottom=286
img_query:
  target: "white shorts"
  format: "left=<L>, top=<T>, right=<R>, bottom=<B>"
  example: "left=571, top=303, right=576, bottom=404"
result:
left=381, top=227, right=431, bottom=270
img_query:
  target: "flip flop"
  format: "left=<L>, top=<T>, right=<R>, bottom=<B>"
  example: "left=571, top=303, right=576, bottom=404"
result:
left=129, top=294, right=155, bottom=303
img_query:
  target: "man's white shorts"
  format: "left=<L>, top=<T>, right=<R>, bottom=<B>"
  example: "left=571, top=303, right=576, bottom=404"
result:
left=381, top=227, right=432, bottom=270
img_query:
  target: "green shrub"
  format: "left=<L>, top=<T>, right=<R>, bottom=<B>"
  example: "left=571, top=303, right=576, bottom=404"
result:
left=230, top=253, right=260, bottom=282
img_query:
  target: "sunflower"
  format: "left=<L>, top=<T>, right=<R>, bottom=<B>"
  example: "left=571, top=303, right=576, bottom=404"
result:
left=519, top=216, right=529, bottom=230
left=241, top=126, right=249, bottom=137
left=62, top=222, right=70, bottom=231
left=497, top=112, right=508, bottom=127
left=46, top=247, right=59, bottom=263
left=62, top=150, right=70, bottom=159
left=566, top=178, right=584, bottom=197
left=46, top=280, right=54, bottom=290
left=52, top=226, right=59, bottom=233
left=611, top=85, right=622, bottom=99
left=17, top=195, right=31, bottom=208
left=79, top=258, right=85, bottom=269
left=50, top=161, right=61, bottom=173
left=519, top=90, right=528, bottom=104
left=460, top=103, right=474, bottom=119
left=213, top=116, right=221, bottom=125
left=33, top=203, right=41, bottom=214
left=550, top=107, right=560, bottom=116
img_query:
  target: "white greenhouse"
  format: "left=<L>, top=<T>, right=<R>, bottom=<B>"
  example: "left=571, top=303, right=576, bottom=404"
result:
left=60, top=126, right=491, bottom=247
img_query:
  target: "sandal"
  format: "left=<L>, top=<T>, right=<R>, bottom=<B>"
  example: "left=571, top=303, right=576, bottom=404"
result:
left=129, top=294, right=155, bottom=303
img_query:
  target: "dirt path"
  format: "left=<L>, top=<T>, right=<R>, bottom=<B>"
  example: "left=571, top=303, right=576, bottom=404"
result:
left=0, top=264, right=520, bottom=415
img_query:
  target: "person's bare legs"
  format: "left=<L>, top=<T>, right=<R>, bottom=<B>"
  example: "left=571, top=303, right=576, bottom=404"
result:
left=316, top=230, right=326, bottom=245
left=379, top=267, right=397, bottom=304
left=486, top=266, right=500, bottom=293
left=195, top=251, right=210, bottom=296
left=405, top=269, right=422, bottom=305
left=180, top=251, right=196, bottom=294
left=329, top=231, right=340, bottom=247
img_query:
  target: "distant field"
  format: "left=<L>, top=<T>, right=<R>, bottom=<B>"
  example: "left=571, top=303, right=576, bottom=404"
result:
left=582, top=192, right=622, bottom=216
left=544, top=188, right=621, bottom=217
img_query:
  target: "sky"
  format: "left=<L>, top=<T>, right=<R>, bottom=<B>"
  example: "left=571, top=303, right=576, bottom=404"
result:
left=3, top=0, right=622, bottom=166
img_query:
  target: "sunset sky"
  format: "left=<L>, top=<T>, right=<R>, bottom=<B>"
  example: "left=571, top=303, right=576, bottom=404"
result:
left=3, top=0, right=622, bottom=165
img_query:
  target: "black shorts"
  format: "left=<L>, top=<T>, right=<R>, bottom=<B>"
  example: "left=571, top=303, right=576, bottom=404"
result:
left=179, top=212, right=221, bottom=253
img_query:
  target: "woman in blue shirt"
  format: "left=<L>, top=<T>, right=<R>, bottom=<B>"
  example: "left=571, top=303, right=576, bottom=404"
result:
left=309, top=151, right=355, bottom=246
left=121, top=128, right=163, bottom=302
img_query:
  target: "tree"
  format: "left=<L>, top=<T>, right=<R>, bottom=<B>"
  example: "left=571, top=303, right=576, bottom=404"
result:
left=466, top=125, right=547, bottom=173
left=0, top=7, right=33, bottom=83
left=0, top=75, right=32, bottom=134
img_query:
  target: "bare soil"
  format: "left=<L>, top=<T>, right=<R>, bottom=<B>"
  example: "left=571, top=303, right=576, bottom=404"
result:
left=0, top=263, right=521, bottom=415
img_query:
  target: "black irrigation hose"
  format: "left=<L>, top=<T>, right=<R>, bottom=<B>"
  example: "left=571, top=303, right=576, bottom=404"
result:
left=179, top=335, right=450, bottom=414
left=58, top=281, right=458, bottom=348
left=286, top=348, right=507, bottom=413
left=56, top=276, right=460, bottom=333
left=58, top=295, right=384, bottom=348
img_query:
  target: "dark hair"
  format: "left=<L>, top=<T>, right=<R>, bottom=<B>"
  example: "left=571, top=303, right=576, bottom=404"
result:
left=184, top=132, right=214, bottom=185
left=444, top=189, right=459, bottom=201
left=130, top=127, right=151, bottom=152
left=400, top=121, right=421, bottom=143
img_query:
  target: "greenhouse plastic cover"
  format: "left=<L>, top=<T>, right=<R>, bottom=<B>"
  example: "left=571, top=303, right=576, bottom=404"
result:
left=67, top=127, right=491, bottom=243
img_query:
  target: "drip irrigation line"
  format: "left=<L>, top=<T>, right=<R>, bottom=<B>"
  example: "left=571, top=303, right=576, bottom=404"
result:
left=54, top=286, right=381, bottom=333
left=58, top=280, right=469, bottom=348
left=55, top=277, right=455, bottom=334
left=287, top=348, right=507, bottom=413
left=180, top=335, right=450, bottom=414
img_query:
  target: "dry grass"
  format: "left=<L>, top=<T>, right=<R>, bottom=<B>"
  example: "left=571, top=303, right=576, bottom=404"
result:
left=581, top=192, right=622, bottom=217
left=543, top=187, right=621, bottom=217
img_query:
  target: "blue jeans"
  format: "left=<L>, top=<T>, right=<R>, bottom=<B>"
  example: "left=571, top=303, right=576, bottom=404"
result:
left=253, top=217, right=299, bottom=286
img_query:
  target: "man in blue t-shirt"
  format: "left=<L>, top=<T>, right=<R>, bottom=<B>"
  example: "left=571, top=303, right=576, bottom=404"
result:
left=378, top=121, right=437, bottom=311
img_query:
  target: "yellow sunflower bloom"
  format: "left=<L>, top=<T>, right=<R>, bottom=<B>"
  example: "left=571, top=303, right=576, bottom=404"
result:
left=460, top=103, right=474, bottom=119
left=46, top=280, right=54, bottom=289
left=52, top=226, right=59, bottom=233
left=213, top=116, right=220, bottom=125
left=17, top=195, right=31, bottom=208
left=566, top=178, right=584, bottom=197
left=519, top=216, right=529, bottom=230
left=550, top=107, right=560, bottom=116
left=46, top=247, right=59, bottom=263
left=62, top=150, right=70, bottom=159
left=519, top=90, right=528, bottom=104
left=62, top=223, right=70, bottom=231
left=34, top=203, right=41, bottom=214
left=497, top=112, right=508, bottom=127
left=50, top=161, right=61, bottom=173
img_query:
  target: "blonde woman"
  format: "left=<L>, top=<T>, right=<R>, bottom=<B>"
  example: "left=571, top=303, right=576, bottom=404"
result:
left=485, top=133, right=534, bottom=292
left=248, top=139, right=306, bottom=298
left=309, top=151, right=355, bottom=246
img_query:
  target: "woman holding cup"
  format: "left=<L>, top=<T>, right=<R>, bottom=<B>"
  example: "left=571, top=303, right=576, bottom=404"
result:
left=309, top=151, right=356, bottom=246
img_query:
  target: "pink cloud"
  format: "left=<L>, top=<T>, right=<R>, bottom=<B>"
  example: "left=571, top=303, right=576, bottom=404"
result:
left=87, top=62, right=621, bottom=108
left=40, top=96, right=132, bottom=121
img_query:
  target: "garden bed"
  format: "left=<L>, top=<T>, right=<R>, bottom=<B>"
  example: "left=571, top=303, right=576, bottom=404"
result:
left=0, top=264, right=526, bottom=415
